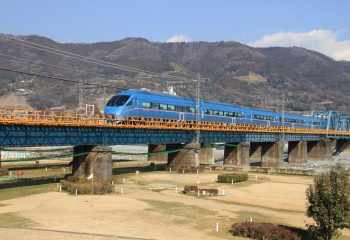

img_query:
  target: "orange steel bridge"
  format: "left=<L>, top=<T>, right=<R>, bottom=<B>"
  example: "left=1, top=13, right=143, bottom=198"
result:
left=1, top=108, right=350, bottom=135
left=0, top=108, right=350, bottom=147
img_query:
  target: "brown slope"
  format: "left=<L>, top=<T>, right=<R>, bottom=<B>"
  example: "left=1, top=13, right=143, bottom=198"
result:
left=0, top=34, right=349, bottom=112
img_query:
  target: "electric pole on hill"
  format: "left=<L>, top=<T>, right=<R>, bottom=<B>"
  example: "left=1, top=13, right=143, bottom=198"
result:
left=282, top=93, right=285, bottom=141
left=78, top=79, right=85, bottom=110
left=194, top=73, right=201, bottom=148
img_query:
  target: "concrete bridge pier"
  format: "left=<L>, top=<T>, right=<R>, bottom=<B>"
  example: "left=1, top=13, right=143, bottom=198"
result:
left=198, top=143, right=215, bottom=165
left=261, top=142, right=284, bottom=167
left=166, top=143, right=200, bottom=170
left=288, top=141, right=308, bottom=164
left=307, top=139, right=332, bottom=161
left=72, top=145, right=112, bottom=181
left=147, top=144, right=167, bottom=162
left=334, top=139, right=350, bottom=156
left=249, top=142, right=262, bottom=165
left=224, top=142, right=249, bottom=165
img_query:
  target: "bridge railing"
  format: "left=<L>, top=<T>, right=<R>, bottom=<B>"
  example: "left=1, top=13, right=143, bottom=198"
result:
left=1, top=108, right=350, bottom=136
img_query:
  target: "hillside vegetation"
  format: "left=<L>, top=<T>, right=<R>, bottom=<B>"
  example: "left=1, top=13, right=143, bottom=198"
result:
left=1, top=35, right=350, bottom=112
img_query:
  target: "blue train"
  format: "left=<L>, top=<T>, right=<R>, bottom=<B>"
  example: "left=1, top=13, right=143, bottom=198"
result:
left=104, top=89, right=328, bottom=129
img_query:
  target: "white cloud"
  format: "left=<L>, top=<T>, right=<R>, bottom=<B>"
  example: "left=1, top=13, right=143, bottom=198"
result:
left=249, top=29, right=350, bottom=61
left=166, top=34, right=192, bottom=43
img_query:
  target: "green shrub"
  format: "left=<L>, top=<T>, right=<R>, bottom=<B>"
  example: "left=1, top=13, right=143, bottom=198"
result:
left=0, top=167, right=8, bottom=176
left=231, top=221, right=301, bottom=240
left=306, top=165, right=350, bottom=240
left=217, top=173, right=248, bottom=183
left=60, top=178, right=113, bottom=195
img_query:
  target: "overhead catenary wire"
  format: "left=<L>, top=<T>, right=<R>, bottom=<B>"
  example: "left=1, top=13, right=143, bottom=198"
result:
left=0, top=66, right=128, bottom=90
left=0, top=52, right=121, bottom=81
left=0, top=33, right=315, bottom=112
left=210, top=79, right=310, bottom=112
left=0, top=33, right=198, bottom=82
left=0, top=33, right=288, bottom=103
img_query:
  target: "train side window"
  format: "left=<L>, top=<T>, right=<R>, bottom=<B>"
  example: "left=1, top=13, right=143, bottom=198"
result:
left=159, top=104, right=167, bottom=110
left=151, top=102, right=160, bottom=109
left=224, top=112, right=229, bottom=116
left=219, top=111, right=224, bottom=116
left=126, top=101, right=133, bottom=106
left=237, top=113, right=242, bottom=117
left=167, top=105, right=175, bottom=111
left=142, top=102, right=151, bottom=108
left=183, top=107, right=190, bottom=112
left=189, top=107, right=195, bottom=113
left=213, top=110, right=219, bottom=115
left=176, top=106, right=183, bottom=112
left=208, top=109, right=213, bottom=115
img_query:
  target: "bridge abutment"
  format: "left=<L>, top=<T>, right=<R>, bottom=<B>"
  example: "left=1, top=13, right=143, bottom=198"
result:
left=72, top=145, right=112, bottom=181
left=147, top=144, right=167, bottom=162
left=224, top=142, right=249, bottom=165
left=288, top=141, right=308, bottom=164
left=307, top=139, right=332, bottom=161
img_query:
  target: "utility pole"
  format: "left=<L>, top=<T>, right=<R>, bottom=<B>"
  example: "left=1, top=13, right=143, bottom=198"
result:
left=193, top=73, right=201, bottom=147
left=79, top=79, right=85, bottom=110
left=196, top=73, right=200, bottom=127
left=190, top=73, right=201, bottom=167
left=103, top=86, right=106, bottom=106
left=282, top=93, right=285, bottom=140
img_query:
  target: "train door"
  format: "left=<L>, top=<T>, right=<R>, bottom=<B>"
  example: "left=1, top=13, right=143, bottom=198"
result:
left=134, top=99, right=139, bottom=117
left=179, top=112, right=185, bottom=121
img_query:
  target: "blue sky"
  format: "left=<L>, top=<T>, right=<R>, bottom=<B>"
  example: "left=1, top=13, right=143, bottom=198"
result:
left=1, top=0, right=350, bottom=60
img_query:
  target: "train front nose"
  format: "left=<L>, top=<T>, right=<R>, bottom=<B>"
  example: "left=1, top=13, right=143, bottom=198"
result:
left=104, top=106, right=122, bottom=117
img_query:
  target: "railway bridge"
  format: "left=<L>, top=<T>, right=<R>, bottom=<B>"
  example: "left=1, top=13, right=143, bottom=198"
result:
left=1, top=108, right=350, bottom=180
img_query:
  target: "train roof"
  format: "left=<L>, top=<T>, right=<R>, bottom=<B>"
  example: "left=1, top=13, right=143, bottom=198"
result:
left=114, top=89, right=323, bottom=120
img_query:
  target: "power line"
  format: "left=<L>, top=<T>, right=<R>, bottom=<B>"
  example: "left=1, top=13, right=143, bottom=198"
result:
left=0, top=66, right=127, bottom=90
left=0, top=34, right=291, bottom=104
left=211, top=82, right=262, bottom=100
left=0, top=34, right=313, bottom=112
left=0, top=52, right=120, bottom=81
left=0, top=33, right=197, bottom=82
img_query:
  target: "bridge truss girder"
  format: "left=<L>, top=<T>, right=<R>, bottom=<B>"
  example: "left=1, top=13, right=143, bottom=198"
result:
left=0, top=125, right=343, bottom=147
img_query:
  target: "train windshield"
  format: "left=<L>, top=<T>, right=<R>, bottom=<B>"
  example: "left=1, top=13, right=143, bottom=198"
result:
left=106, top=95, right=130, bottom=106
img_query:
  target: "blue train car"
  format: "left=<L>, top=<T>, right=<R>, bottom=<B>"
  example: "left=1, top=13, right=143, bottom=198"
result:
left=104, top=89, right=326, bottom=129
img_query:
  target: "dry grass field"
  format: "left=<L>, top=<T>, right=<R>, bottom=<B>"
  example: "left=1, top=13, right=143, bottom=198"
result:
left=0, top=167, right=349, bottom=240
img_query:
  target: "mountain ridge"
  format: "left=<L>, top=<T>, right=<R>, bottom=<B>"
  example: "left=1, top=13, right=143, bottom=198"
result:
left=0, top=34, right=349, bottom=112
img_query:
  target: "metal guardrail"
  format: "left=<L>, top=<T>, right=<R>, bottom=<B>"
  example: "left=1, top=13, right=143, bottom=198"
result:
left=0, top=108, right=350, bottom=136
